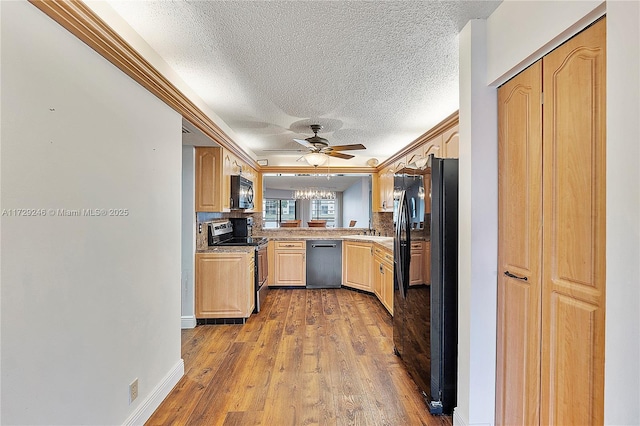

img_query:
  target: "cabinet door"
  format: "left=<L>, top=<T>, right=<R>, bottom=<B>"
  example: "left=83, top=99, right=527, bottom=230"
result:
left=442, top=125, right=459, bottom=159
left=381, top=254, right=394, bottom=315
left=540, top=19, right=606, bottom=426
left=496, top=60, right=543, bottom=426
left=343, top=242, right=373, bottom=291
left=375, top=166, right=394, bottom=212
left=424, top=242, right=431, bottom=285
left=195, top=147, right=222, bottom=212
left=222, top=149, right=240, bottom=211
left=274, top=251, right=306, bottom=286
left=373, top=255, right=383, bottom=300
left=423, top=133, right=443, bottom=159
left=496, top=18, right=606, bottom=426
left=409, top=242, right=424, bottom=286
left=273, top=241, right=306, bottom=286
left=195, top=253, right=252, bottom=318
left=267, top=241, right=275, bottom=286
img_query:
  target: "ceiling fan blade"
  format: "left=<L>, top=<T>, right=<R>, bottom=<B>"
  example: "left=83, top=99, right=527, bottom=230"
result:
left=262, top=148, right=307, bottom=152
left=328, top=143, right=366, bottom=152
left=293, top=138, right=313, bottom=148
left=327, top=151, right=354, bottom=160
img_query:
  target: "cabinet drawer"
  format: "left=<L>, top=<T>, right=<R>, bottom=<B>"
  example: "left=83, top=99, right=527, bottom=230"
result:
left=275, top=240, right=305, bottom=250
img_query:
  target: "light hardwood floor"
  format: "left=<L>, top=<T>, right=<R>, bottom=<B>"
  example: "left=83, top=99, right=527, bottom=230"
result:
left=146, top=288, right=453, bottom=426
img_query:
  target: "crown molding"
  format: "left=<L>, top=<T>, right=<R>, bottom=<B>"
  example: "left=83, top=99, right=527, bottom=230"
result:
left=260, top=166, right=376, bottom=175
left=377, top=110, right=459, bottom=171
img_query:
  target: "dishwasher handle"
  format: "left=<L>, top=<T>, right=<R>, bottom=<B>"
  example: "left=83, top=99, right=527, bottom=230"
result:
left=311, top=243, right=337, bottom=248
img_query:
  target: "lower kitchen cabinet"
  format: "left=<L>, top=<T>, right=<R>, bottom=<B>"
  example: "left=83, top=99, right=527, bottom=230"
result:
left=195, top=252, right=255, bottom=319
left=373, top=245, right=394, bottom=315
left=424, top=241, right=431, bottom=285
left=342, top=240, right=373, bottom=291
left=272, top=240, right=306, bottom=286
left=409, top=241, right=425, bottom=285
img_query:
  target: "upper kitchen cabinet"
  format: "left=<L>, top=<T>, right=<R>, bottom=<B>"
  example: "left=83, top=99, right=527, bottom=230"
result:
left=195, top=146, right=261, bottom=212
left=423, top=133, right=443, bottom=159
left=441, top=125, right=459, bottom=159
left=394, top=155, right=407, bottom=173
left=373, top=164, right=394, bottom=212
left=195, top=147, right=224, bottom=212
left=225, top=150, right=261, bottom=212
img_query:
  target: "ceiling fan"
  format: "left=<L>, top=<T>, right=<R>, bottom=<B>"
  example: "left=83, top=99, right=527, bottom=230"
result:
left=292, top=124, right=366, bottom=160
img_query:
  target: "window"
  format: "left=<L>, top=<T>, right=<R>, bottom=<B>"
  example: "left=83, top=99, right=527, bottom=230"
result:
left=263, top=199, right=297, bottom=228
left=311, top=199, right=336, bottom=227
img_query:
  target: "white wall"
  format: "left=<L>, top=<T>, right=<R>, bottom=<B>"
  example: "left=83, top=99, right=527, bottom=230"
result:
left=457, top=1, right=640, bottom=425
left=604, top=2, right=640, bottom=424
left=342, top=177, right=371, bottom=229
left=181, top=146, right=196, bottom=328
left=1, top=2, right=183, bottom=424
left=456, top=19, right=498, bottom=426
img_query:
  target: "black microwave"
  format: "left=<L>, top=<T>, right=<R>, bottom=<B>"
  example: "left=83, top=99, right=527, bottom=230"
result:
left=230, top=175, right=254, bottom=209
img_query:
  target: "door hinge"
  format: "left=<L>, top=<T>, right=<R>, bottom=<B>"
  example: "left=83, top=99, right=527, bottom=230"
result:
left=541, top=92, right=544, bottom=105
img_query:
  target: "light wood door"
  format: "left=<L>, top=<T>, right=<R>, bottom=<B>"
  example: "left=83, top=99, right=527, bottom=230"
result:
left=540, top=18, right=606, bottom=425
left=195, top=147, right=222, bottom=212
left=342, top=241, right=373, bottom=291
left=373, top=252, right=383, bottom=300
left=273, top=241, right=306, bottom=286
left=195, top=252, right=253, bottom=318
left=409, top=242, right=424, bottom=285
left=423, top=133, right=443, bottom=158
left=424, top=241, right=431, bottom=285
left=442, top=125, right=459, bottom=159
left=496, top=18, right=606, bottom=426
left=373, top=168, right=393, bottom=212
left=496, top=60, right=543, bottom=426
left=381, top=251, right=394, bottom=315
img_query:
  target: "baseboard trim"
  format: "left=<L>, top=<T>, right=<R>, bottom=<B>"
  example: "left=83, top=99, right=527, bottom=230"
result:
left=123, top=359, right=184, bottom=426
left=181, top=315, right=197, bottom=329
left=453, top=407, right=468, bottom=426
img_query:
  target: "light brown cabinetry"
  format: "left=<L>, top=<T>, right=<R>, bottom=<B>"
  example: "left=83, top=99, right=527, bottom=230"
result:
left=195, top=252, right=255, bottom=319
left=373, top=165, right=394, bottom=212
left=195, top=147, right=223, bottom=212
left=423, top=133, right=443, bottom=159
left=195, top=147, right=261, bottom=213
left=496, top=19, right=606, bottom=426
left=409, top=241, right=424, bottom=286
left=441, top=125, right=459, bottom=159
left=424, top=241, right=431, bottom=285
left=373, top=246, right=393, bottom=315
left=342, top=241, right=373, bottom=291
left=272, top=240, right=306, bottom=286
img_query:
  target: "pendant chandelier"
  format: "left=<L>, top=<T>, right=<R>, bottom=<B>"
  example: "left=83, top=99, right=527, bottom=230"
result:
left=292, top=188, right=336, bottom=200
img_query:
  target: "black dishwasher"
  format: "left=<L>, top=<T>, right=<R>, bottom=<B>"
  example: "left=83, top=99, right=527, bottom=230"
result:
left=306, top=240, right=342, bottom=288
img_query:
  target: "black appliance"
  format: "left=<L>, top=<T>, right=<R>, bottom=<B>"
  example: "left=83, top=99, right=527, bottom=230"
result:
left=208, top=220, right=268, bottom=312
left=306, top=240, right=342, bottom=288
left=392, top=155, right=458, bottom=415
left=230, top=175, right=254, bottom=210
left=229, top=217, right=253, bottom=238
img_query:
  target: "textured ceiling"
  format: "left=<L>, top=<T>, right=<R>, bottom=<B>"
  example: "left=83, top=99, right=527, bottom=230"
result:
left=106, top=0, right=501, bottom=167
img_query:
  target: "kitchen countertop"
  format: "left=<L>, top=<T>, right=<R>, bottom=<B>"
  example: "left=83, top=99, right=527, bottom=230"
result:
left=260, top=234, right=395, bottom=251
left=196, top=245, right=256, bottom=254
left=199, top=234, right=427, bottom=253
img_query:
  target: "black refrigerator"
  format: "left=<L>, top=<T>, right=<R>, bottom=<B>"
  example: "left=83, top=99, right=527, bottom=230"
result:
left=393, top=155, right=458, bottom=415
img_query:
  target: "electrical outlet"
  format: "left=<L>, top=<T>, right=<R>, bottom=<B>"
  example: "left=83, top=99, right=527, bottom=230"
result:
left=129, top=378, right=139, bottom=404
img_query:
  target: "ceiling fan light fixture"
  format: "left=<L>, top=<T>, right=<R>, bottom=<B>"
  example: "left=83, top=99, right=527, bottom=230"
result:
left=304, top=152, right=328, bottom=167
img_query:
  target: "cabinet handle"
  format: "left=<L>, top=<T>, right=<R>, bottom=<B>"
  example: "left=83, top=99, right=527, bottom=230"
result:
left=380, top=264, right=384, bottom=274
left=504, top=271, right=528, bottom=281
